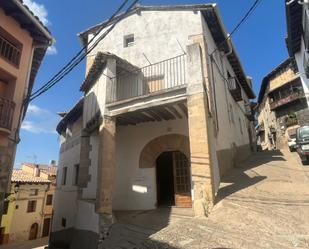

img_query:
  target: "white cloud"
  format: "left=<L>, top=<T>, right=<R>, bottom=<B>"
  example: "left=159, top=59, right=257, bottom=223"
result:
left=46, top=45, right=57, bottom=55
left=21, top=104, right=60, bottom=134
left=23, top=0, right=49, bottom=26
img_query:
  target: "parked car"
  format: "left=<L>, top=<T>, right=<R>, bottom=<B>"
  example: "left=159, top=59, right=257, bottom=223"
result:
left=296, top=126, right=309, bottom=165
left=288, top=133, right=297, bottom=152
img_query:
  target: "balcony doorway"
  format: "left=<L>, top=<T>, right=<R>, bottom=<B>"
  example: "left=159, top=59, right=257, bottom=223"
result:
left=156, top=151, right=192, bottom=208
left=156, top=152, right=175, bottom=206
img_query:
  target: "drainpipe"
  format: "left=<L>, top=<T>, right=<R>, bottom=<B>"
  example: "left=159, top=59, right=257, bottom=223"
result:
left=224, top=36, right=233, bottom=57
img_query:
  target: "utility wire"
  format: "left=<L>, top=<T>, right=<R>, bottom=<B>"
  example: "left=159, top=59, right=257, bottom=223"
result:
left=28, top=0, right=139, bottom=102
left=210, top=0, right=262, bottom=56
left=29, top=0, right=132, bottom=98
left=29, top=0, right=261, bottom=102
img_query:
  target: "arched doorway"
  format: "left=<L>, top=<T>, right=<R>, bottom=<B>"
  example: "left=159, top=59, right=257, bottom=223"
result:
left=29, top=223, right=38, bottom=240
left=156, top=151, right=191, bottom=208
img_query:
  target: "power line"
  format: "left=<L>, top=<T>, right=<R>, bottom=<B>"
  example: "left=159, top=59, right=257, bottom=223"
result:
left=28, top=0, right=139, bottom=102
left=210, top=0, right=262, bottom=56
left=29, top=0, right=261, bottom=102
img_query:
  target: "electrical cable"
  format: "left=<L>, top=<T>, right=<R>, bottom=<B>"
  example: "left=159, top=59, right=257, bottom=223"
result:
left=28, top=0, right=139, bottom=102
left=210, top=0, right=262, bottom=56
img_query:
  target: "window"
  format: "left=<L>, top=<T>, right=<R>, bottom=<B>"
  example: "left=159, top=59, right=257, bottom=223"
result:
left=46, top=194, right=53, bottom=206
left=61, top=218, right=66, bottom=228
left=239, top=118, right=243, bottom=135
left=229, top=104, right=234, bottom=124
left=30, top=189, right=38, bottom=196
left=3, top=201, right=9, bottom=215
left=27, top=200, right=36, bottom=213
left=15, top=205, right=19, bottom=209
left=62, top=167, right=67, bottom=185
left=124, top=34, right=134, bottom=47
left=73, top=164, right=79, bottom=186
left=0, top=26, right=22, bottom=66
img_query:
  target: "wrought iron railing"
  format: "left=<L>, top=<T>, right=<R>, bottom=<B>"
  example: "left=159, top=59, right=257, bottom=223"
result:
left=270, top=91, right=305, bottom=110
left=107, top=54, right=186, bottom=103
left=0, top=97, right=15, bottom=131
left=0, top=34, right=21, bottom=66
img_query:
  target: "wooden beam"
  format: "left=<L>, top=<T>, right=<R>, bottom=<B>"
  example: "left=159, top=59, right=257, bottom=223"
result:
left=144, top=109, right=162, bottom=121
left=166, top=105, right=182, bottom=119
left=153, top=106, right=176, bottom=120
left=178, top=102, right=188, bottom=118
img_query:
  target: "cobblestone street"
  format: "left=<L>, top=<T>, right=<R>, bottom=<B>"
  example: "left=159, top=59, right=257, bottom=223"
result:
left=0, top=237, right=48, bottom=249
left=2, top=149, right=309, bottom=249
left=101, top=149, right=309, bottom=249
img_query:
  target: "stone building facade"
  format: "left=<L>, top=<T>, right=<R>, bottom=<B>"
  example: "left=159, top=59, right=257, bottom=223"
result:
left=257, top=58, right=307, bottom=150
left=0, top=163, right=57, bottom=244
left=0, top=1, right=53, bottom=220
left=51, top=4, right=256, bottom=249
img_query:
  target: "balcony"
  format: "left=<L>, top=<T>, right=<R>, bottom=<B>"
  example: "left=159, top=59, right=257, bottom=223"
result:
left=270, top=90, right=305, bottom=110
left=227, top=77, right=242, bottom=102
left=107, top=54, right=186, bottom=104
left=0, top=97, right=15, bottom=133
left=0, top=34, right=21, bottom=67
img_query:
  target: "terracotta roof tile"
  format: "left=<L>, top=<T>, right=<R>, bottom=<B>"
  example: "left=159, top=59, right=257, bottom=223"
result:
left=22, top=163, right=58, bottom=176
left=12, top=169, right=51, bottom=183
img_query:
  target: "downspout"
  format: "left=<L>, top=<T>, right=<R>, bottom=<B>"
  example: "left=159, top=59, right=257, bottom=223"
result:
left=224, top=36, right=233, bottom=57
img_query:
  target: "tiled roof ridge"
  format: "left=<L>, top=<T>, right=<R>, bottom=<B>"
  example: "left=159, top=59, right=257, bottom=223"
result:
left=19, top=0, right=52, bottom=36
left=12, top=169, right=51, bottom=183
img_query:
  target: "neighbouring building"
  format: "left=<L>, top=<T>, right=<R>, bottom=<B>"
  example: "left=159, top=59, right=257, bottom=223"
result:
left=257, top=58, right=306, bottom=150
left=51, top=4, right=256, bottom=249
left=0, top=162, right=57, bottom=244
left=0, top=0, right=54, bottom=220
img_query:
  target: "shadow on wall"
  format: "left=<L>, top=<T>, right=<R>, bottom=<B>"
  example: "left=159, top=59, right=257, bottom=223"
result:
left=215, top=150, right=285, bottom=204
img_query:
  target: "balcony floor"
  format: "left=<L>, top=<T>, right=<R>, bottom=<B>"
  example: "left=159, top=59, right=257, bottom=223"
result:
left=114, top=99, right=188, bottom=126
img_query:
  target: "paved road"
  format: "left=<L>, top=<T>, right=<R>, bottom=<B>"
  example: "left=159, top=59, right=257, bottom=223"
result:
left=101, top=149, right=309, bottom=249
left=0, top=237, right=48, bottom=249
left=2, top=149, right=309, bottom=249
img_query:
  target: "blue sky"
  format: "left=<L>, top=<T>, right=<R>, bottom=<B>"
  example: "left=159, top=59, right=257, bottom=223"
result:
left=15, top=0, right=288, bottom=167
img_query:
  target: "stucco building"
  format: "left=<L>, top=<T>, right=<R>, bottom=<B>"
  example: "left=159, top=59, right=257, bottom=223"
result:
left=286, top=1, right=309, bottom=110
left=257, top=58, right=306, bottom=150
left=0, top=162, right=57, bottom=244
left=51, top=4, right=256, bottom=249
left=0, top=0, right=54, bottom=219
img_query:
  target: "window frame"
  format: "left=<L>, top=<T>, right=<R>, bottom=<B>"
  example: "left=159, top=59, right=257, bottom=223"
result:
left=124, top=34, right=135, bottom=48
left=73, top=164, right=80, bottom=186
left=0, top=26, right=23, bottom=67
left=30, top=189, right=38, bottom=196
left=27, top=200, right=37, bottom=213
left=46, top=194, right=53, bottom=206
left=62, top=167, right=67, bottom=185
left=3, top=200, right=9, bottom=215
left=61, top=217, right=66, bottom=228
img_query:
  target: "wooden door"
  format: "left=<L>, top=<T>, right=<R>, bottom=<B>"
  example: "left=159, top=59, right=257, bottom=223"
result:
left=42, top=218, right=51, bottom=237
left=173, top=151, right=192, bottom=207
left=29, top=223, right=38, bottom=240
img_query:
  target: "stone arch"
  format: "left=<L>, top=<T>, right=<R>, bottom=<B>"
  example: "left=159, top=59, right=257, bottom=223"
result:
left=139, top=134, right=190, bottom=168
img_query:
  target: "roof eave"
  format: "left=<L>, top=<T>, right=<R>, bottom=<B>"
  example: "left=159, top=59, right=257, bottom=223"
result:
left=12, top=0, right=54, bottom=44
left=285, top=0, right=302, bottom=56
left=77, top=4, right=216, bottom=47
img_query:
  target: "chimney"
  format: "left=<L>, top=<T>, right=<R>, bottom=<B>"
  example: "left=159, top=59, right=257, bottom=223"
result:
left=33, top=164, right=40, bottom=177
left=49, top=160, right=56, bottom=166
